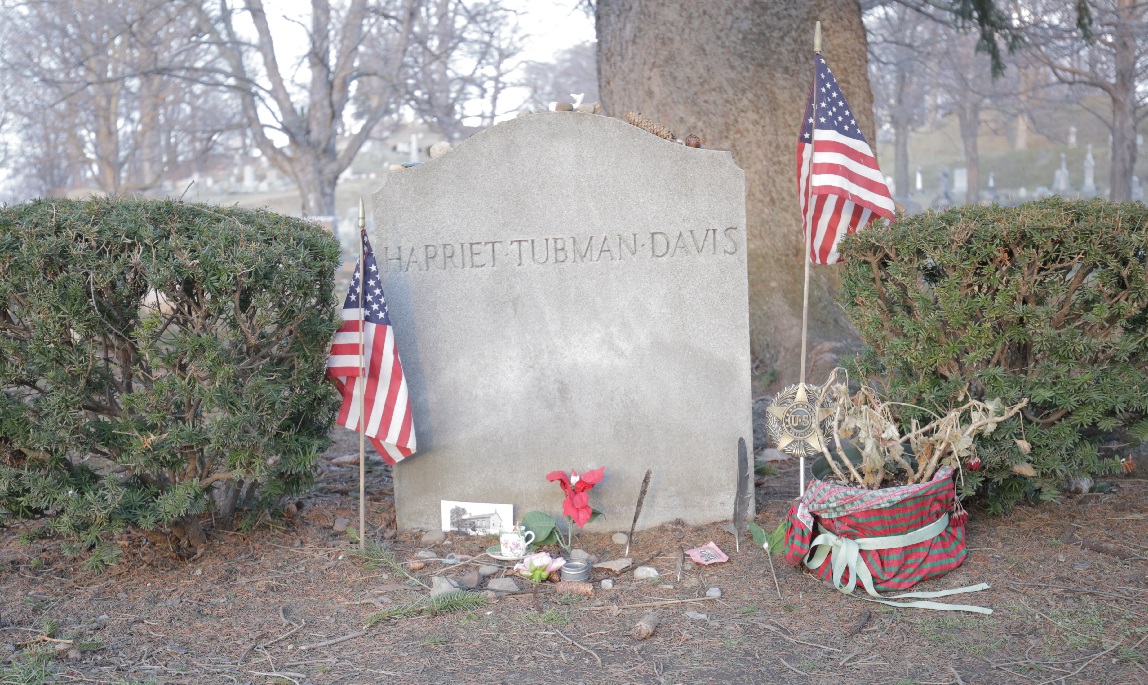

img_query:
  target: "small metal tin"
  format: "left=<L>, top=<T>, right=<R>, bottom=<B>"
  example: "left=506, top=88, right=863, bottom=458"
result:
left=560, top=559, right=590, bottom=582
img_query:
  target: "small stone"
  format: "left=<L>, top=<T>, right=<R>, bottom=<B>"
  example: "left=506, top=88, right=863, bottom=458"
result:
left=554, top=102, right=574, bottom=112
left=517, top=109, right=532, bottom=118
left=116, top=592, right=128, bottom=599
left=1073, top=561, right=1092, bottom=571
left=600, top=579, right=614, bottom=590
left=612, top=532, right=628, bottom=545
left=659, top=583, right=674, bottom=589
left=570, top=549, right=591, bottom=561
left=2, top=644, right=15, bottom=653
left=383, top=529, right=397, bottom=540
left=429, top=141, right=452, bottom=159
left=414, top=549, right=437, bottom=559
left=66, top=648, right=82, bottom=661
left=593, top=558, right=632, bottom=573
left=478, top=565, right=500, bottom=577
left=705, top=587, right=722, bottom=598
left=332, top=454, right=358, bottom=465
left=684, top=610, right=708, bottom=620
left=97, top=614, right=109, bottom=621
left=486, top=577, right=519, bottom=593
left=420, top=530, right=446, bottom=545
left=456, top=571, right=482, bottom=590
left=430, top=576, right=459, bottom=597
left=484, top=590, right=499, bottom=600
left=332, top=517, right=350, bottom=532
left=1056, top=554, right=1067, bottom=562
left=54, top=643, right=70, bottom=654
left=633, top=566, right=659, bottom=580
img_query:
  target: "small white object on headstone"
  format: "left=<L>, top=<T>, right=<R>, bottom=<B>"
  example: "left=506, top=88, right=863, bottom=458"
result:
left=429, top=141, right=452, bottom=159
left=633, top=566, right=659, bottom=579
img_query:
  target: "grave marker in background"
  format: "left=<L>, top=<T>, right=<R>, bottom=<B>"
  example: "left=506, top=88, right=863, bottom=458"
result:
left=372, top=112, right=751, bottom=532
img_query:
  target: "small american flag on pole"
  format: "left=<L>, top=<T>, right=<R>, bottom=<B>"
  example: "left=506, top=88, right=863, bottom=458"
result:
left=797, top=54, right=895, bottom=264
left=326, top=230, right=416, bottom=464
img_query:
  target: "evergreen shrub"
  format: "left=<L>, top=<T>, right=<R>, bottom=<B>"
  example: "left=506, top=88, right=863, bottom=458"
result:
left=0, top=197, right=341, bottom=554
left=838, top=198, right=1148, bottom=512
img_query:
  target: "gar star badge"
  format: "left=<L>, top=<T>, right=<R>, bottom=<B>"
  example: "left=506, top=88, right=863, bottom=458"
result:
left=766, top=383, right=835, bottom=457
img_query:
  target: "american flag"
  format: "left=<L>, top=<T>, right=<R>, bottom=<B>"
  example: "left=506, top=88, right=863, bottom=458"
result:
left=326, top=230, right=416, bottom=464
left=797, top=54, right=895, bottom=264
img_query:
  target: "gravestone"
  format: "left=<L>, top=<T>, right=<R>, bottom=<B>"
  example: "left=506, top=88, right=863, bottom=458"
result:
left=1082, top=145, right=1097, bottom=198
left=372, top=112, right=751, bottom=532
left=1052, top=153, right=1070, bottom=195
left=952, top=167, right=968, bottom=195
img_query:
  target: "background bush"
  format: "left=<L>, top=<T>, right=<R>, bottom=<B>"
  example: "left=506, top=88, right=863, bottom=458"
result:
left=0, top=197, right=341, bottom=558
left=839, top=198, right=1148, bottom=512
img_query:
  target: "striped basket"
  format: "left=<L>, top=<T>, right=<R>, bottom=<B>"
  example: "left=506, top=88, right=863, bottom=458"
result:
left=784, top=466, right=966, bottom=593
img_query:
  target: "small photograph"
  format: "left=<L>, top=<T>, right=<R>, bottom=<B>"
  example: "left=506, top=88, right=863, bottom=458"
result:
left=440, top=500, right=513, bottom=536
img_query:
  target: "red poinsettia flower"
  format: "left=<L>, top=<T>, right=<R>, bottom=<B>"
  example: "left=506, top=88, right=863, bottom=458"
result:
left=546, top=466, right=605, bottom=528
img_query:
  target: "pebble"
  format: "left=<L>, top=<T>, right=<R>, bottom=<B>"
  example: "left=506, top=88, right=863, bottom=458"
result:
left=659, top=583, right=674, bottom=589
left=569, top=549, right=597, bottom=563
left=706, top=587, right=722, bottom=598
left=429, top=141, right=452, bottom=159
left=759, top=448, right=787, bottom=462
left=594, top=558, right=632, bottom=573
left=1073, top=561, right=1092, bottom=571
left=611, top=532, right=629, bottom=545
left=684, top=610, right=709, bottom=620
left=332, top=517, right=350, bottom=533
left=420, top=530, right=446, bottom=545
left=383, top=529, right=397, bottom=540
left=600, top=579, right=614, bottom=590
left=554, top=101, right=574, bottom=111
left=478, top=565, right=500, bottom=578
left=486, top=577, right=519, bottom=593
left=414, top=550, right=437, bottom=559
left=331, top=454, right=358, bottom=465
left=429, top=576, right=459, bottom=597
left=3, top=644, right=15, bottom=653
left=633, top=566, right=659, bottom=580
left=456, top=571, right=482, bottom=590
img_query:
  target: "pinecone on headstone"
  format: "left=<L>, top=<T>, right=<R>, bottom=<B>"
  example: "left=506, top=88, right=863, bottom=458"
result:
left=624, top=111, right=675, bottom=141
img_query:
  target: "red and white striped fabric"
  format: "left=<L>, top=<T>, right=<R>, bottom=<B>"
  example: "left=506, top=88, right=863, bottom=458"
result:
left=797, top=53, right=895, bottom=264
left=326, top=230, right=416, bottom=464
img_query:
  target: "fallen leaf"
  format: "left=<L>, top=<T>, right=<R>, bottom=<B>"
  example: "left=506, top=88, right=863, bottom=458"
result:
left=1011, top=463, right=1037, bottom=478
left=1014, top=439, right=1032, bottom=455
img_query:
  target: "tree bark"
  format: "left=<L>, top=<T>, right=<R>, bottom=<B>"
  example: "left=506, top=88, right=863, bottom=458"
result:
left=596, top=0, right=873, bottom=386
left=1108, top=0, right=1138, bottom=202
left=956, top=100, right=980, bottom=204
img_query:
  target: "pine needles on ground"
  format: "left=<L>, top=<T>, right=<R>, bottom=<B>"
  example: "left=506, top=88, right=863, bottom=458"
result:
left=364, top=590, right=488, bottom=627
left=347, top=539, right=430, bottom=589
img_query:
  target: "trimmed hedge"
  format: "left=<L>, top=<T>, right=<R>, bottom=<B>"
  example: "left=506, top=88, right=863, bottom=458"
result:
left=839, top=199, right=1148, bottom=512
left=0, top=197, right=341, bottom=558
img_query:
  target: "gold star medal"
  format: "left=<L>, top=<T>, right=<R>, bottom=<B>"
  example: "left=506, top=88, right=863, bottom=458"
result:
left=766, top=383, right=835, bottom=457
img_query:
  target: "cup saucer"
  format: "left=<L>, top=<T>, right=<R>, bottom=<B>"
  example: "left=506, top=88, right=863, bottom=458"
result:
left=486, top=545, right=524, bottom=561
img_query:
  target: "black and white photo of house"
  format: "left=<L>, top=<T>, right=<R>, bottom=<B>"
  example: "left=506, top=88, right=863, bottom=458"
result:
left=439, top=500, right=514, bottom=536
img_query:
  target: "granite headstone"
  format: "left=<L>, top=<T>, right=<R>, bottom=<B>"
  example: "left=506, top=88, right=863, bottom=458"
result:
left=371, top=112, right=751, bottom=532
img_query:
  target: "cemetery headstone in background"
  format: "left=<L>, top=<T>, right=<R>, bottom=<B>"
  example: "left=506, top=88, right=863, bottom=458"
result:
left=372, top=112, right=751, bottom=532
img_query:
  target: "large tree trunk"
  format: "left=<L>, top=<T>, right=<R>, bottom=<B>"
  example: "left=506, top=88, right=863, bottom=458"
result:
left=957, top=100, right=980, bottom=204
left=596, top=0, right=874, bottom=388
left=1109, top=0, right=1138, bottom=202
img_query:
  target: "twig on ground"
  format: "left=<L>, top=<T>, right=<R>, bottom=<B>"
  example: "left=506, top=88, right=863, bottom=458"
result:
left=298, top=630, right=368, bottom=650
left=777, top=656, right=808, bottom=676
left=949, top=665, right=966, bottom=685
left=580, top=596, right=718, bottom=611
left=552, top=629, right=603, bottom=666
left=249, top=671, right=303, bottom=685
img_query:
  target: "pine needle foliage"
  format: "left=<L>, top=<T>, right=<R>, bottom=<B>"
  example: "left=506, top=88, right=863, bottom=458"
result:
left=0, top=196, right=340, bottom=550
left=364, top=590, right=488, bottom=627
left=838, top=199, right=1148, bottom=512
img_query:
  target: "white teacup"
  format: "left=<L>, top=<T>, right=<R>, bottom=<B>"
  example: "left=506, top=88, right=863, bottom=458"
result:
left=499, top=528, right=535, bottom=558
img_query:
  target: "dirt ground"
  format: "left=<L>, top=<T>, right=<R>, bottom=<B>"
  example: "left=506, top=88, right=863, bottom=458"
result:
left=2, top=429, right=1147, bottom=685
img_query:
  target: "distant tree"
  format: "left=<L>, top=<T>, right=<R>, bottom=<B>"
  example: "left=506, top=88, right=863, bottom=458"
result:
left=449, top=505, right=467, bottom=532
left=1014, top=0, right=1147, bottom=201
left=519, top=41, right=598, bottom=112
left=0, top=0, right=237, bottom=196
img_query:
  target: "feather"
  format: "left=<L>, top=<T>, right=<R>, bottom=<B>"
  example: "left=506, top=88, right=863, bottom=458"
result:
left=624, top=469, right=652, bottom=557
left=732, top=437, right=752, bottom=553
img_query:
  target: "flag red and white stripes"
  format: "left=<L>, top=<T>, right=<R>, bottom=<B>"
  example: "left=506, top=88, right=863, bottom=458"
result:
left=326, top=230, right=416, bottom=464
left=797, top=54, right=895, bottom=264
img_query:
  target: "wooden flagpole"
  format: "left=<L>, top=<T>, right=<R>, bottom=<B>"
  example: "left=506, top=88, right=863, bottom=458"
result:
left=357, top=198, right=367, bottom=550
left=798, top=20, right=822, bottom=497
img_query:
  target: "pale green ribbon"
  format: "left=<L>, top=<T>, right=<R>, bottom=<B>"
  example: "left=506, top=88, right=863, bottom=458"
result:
left=804, top=513, right=993, bottom=614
